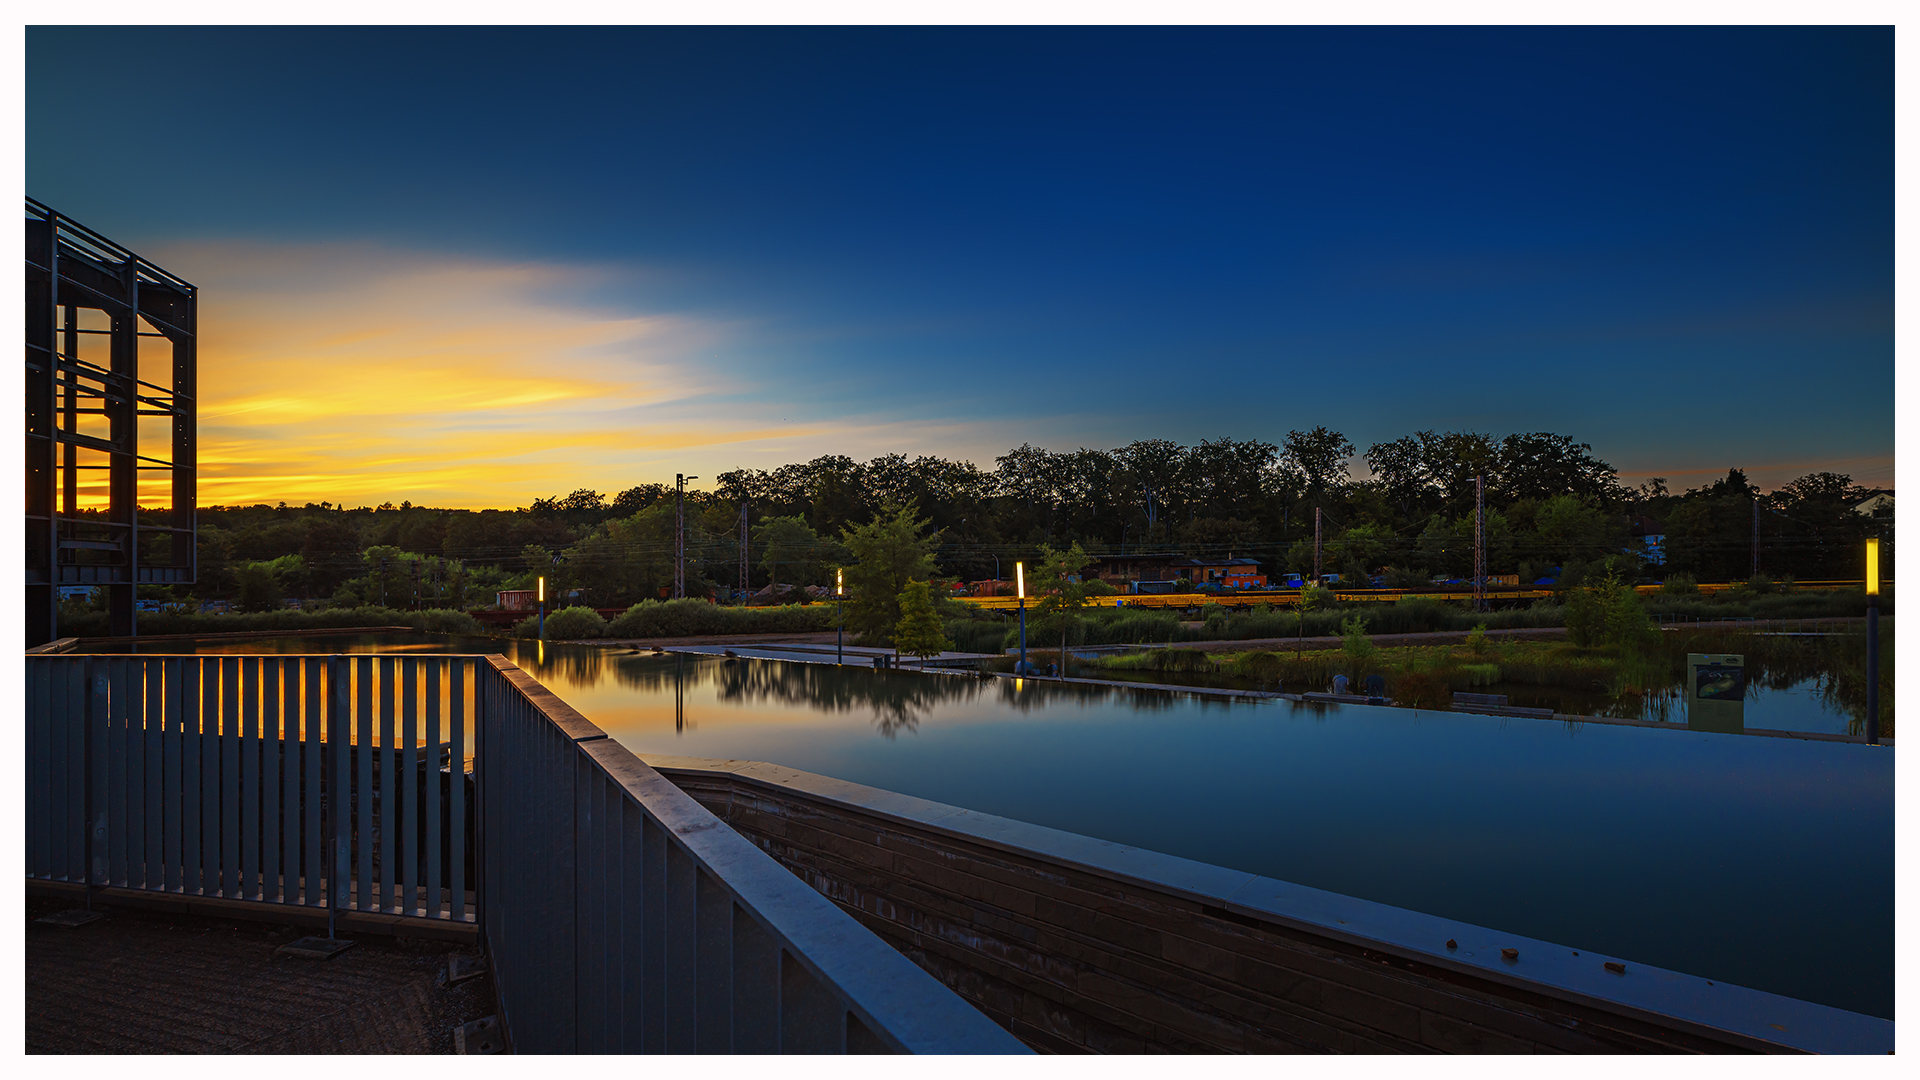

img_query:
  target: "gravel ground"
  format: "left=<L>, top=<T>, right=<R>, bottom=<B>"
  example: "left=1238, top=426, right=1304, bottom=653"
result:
left=25, top=895, right=498, bottom=1054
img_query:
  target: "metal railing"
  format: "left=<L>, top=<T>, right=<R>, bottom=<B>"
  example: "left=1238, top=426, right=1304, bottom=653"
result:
left=473, top=656, right=1025, bottom=1052
left=25, top=652, right=1028, bottom=1055
left=26, top=655, right=474, bottom=922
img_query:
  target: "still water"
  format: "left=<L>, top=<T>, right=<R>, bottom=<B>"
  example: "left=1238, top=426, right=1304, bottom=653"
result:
left=136, top=633, right=1893, bottom=1019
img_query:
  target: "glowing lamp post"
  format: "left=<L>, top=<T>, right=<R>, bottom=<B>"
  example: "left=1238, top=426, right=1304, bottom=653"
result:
left=1866, top=539, right=1880, bottom=745
left=835, top=568, right=845, bottom=666
left=1016, top=561, right=1028, bottom=674
left=537, top=575, right=546, bottom=641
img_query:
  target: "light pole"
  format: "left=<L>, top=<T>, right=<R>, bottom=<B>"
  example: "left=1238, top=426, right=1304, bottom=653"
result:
left=1866, top=538, right=1880, bottom=745
left=675, top=473, right=699, bottom=599
left=835, top=567, right=845, bottom=665
left=1016, top=560, right=1028, bottom=674
left=537, top=574, right=546, bottom=641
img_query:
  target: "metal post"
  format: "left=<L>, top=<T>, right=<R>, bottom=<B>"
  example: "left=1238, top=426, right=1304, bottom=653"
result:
left=1474, top=475, right=1486, bottom=613
left=1017, top=560, right=1028, bottom=673
left=1865, top=537, right=1881, bottom=745
left=1018, top=598, right=1027, bottom=672
left=1752, top=498, right=1760, bottom=578
left=674, top=474, right=691, bottom=600
left=739, top=500, right=749, bottom=604
left=1313, top=507, right=1322, bottom=583
left=1867, top=599, right=1879, bottom=744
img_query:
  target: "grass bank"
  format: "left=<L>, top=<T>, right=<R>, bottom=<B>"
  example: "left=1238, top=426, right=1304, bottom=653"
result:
left=52, top=605, right=484, bottom=639
left=1081, top=627, right=1892, bottom=736
left=946, top=586, right=1891, bottom=654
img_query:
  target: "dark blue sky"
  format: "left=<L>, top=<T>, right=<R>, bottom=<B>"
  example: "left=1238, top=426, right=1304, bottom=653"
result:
left=26, top=26, right=1893, bottom=503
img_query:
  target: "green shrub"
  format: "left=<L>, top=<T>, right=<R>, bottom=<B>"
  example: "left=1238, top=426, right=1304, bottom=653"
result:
left=1660, top=573, right=1699, bottom=595
left=604, top=599, right=837, bottom=638
left=1465, top=623, right=1489, bottom=655
left=51, top=605, right=484, bottom=640
left=541, top=605, right=609, bottom=639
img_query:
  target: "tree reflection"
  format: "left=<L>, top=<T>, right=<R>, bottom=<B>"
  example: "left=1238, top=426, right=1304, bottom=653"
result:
left=595, top=652, right=1198, bottom=737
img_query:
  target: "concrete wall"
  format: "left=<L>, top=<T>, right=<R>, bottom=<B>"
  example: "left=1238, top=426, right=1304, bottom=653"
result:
left=644, top=755, right=1891, bottom=1055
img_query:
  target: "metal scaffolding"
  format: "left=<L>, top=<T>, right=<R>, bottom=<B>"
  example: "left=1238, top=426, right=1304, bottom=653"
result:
left=25, top=198, right=197, bottom=645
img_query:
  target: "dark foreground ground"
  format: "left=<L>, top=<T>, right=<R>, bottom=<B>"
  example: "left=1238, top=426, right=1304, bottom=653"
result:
left=25, top=896, right=497, bottom=1054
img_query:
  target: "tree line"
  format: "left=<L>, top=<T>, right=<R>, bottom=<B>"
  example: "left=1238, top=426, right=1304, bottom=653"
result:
left=163, top=429, right=1891, bottom=612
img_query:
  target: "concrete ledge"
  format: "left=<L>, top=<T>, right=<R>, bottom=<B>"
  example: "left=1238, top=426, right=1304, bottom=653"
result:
left=26, top=880, right=479, bottom=944
left=643, top=754, right=1893, bottom=1055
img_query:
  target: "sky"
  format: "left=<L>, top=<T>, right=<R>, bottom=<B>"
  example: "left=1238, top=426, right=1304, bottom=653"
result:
left=25, top=25, right=1894, bottom=508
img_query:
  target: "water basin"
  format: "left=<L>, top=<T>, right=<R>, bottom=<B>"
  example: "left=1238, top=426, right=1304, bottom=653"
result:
left=107, top=633, right=1894, bottom=1019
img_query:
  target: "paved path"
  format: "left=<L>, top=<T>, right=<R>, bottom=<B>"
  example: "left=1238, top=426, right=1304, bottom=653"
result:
left=25, top=896, right=496, bottom=1054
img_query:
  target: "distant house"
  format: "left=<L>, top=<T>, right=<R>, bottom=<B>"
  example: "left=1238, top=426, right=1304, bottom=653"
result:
left=1856, top=492, right=1894, bottom=517
left=1088, top=553, right=1265, bottom=589
left=497, top=589, right=538, bottom=611
left=1627, top=514, right=1666, bottom=566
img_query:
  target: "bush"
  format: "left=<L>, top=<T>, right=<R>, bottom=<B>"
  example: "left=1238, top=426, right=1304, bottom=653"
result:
left=1660, top=573, right=1698, bottom=596
left=541, top=605, right=610, bottom=639
left=52, top=605, right=485, bottom=640
left=604, top=599, right=838, bottom=638
left=1465, top=623, right=1490, bottom=656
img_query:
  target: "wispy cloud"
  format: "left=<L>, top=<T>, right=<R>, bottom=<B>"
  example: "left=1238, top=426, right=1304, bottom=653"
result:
left=128, top=240, right=830, bottom=507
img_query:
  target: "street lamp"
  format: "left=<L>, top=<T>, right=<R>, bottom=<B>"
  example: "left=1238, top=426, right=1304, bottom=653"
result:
left=537, top=575, right=546, bottom=641
left=1866, top=538, right=1880, bottom=745
left=1016, top=561, right=1028, bottom=674
left=835, top=567, right=845, bottom=666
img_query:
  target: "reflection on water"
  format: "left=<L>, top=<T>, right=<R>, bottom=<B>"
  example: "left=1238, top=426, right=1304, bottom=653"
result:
left=98, top=632, right=1891, bottom=1019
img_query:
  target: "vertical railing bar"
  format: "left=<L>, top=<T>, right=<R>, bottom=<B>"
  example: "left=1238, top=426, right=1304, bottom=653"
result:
left=576, top=756, right=603, bottom=1051
left=303, top=658, right=323, bottom=907
left=357, top=656, right=374, bottom=913
left=47, top=660, right=70, bottom=881
left=106, top=657, right=129, bottom=887
left=330, top=656, right=352, bottom=926
left=121, top=656, right=143, bottom=888
left=144, top=659, right=164, bottom=891
left=87, top=657, right=106, bottom=892
left=26, top=659, right=51, bottom=878
left=620, top=794, right=646, bottom=1052
left=283, top=659, right=302, bottom=906
left=221, top=657, right=240, bottom=897
left=197, top=656, right=218, bottom=896
left=168, top=658, right=189, bottom=894
left=262, top=658, right=282, bottom=904
left=450, top=660, right=466, bottom=922
left=71, top=660, right=88, bottom=882
left=401, top=659, right=418, bottom=917
left=240, top=658, right=260, bottom=900
left=695, top=866, right=735, bottom=1052
left=379, top=656, right=397, bottom=914
left=641, top=815, right=666, bottom=1053
left=663, top=838, right=696, bottom=1051
left=426, top=659, right=442, bottom=920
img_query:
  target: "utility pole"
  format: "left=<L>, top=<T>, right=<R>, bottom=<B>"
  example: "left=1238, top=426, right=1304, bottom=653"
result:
left=1751, top=498, right=1759, bottom=579
left=411, top=558, right=420, bottom=611
left=675, top=473, right=698, bottom=599
left=738, top=500, right=750, bottom=604
left=1313, top=507, right=1322, bottom=583
left=1474, top=475, right=1486, bottom=613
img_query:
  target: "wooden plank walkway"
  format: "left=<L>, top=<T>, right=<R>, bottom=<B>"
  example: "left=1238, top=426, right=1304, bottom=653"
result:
left=25, top=895, right=496, bottom=1054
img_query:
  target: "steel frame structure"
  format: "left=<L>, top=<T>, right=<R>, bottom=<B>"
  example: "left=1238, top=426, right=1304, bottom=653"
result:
left=25, top=198, right=196, bottom=645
